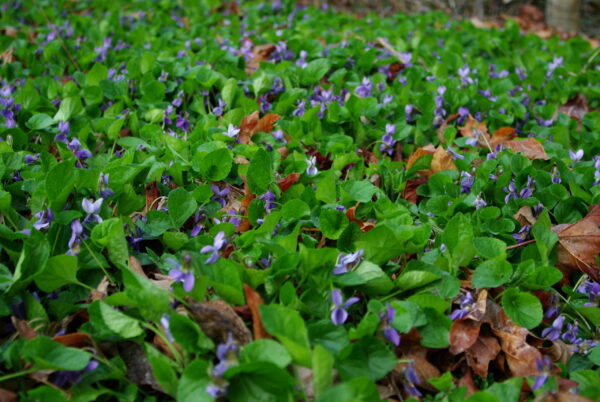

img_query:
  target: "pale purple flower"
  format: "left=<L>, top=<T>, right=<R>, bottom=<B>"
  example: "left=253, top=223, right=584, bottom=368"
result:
left=503, top=180, right=518, bottom=203
left=33, top=208, right=54, bottom=230
left=458, top=65, right=474, bottom=86
left=306, top=156, right=318, bottom=176
left=333, top=249, right=364, bottom=275
left=473, top=195, right=487, bottom=210
left=167, top=258, right=195, bottom=292
left=532, top=356, right=553, bottom=390
left=403, top=360, right=422, bottom=396
left=58, top=120, right=69, bottom=135
left=82, top=198, right=103, bottom=223
left=512, top=225, right=531, bottom=243
left=577, top=280, right=600, bottom=307
left=405, top=104, right=414, bottom=122
left=460, top=171, right=473, bottom=193
left=259, top=189, right=276, bottom=212
left=330, top=289, right=359, bottom=325
left=98, top=173, right=114, bottom=199
left=200, top=231, right=227, bottom=264
left=25, top=153, right=40, bottom=164
left=447, top=146, right=464, bottom=160
left=223, top=124, right=240, bottom=138
left=399, top=52, right=412, bottom=65
left=67, top=219, right=84, bottom=256
left=292, top=100, right=306, bottom=117
left=569, top=149, right=584, bottom=164
left=296, top=50, right=308, bottom=68
left=160, top=314, right=174, bottom=342
left=211, top=184, right=230, bottom=208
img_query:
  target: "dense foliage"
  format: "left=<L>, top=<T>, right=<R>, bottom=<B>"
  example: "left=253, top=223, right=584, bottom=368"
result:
left=0, top=0, right=600, bottom=400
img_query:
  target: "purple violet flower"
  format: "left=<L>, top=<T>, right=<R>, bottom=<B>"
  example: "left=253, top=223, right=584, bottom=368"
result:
left=160, top=314, right=174, bottom=342
left=355, top=77, right=373, bottom=98
left=473, top=195, right=487, bottom=210
left=167, top=257, right=195, bottom=292
left=330, top=289, right=359, bottom=326
left=569, top=149, right=584, bottom=164
left=33, top=208, right=54, bottom=230
left=460, top=171, right=474, bottom=193
left=541, top=315, right=565, bottom=341
left=306, top=156, right=318, bottom=176
left=67, top=219, right=84, bottom=256
left=333, top=249, right=364, bottom=275
left=403, top=360, right=422, bottom=397
left=532, top=356, right=553, bottom=390
left=200, top=231, right=227, bottom=264
left=211, top=184, right=230, bottom=208
left=449, top=292, right=476, bottom=320
left=380, top=303, right=400, bottom=346
left=259, top=189, right=276, bottom=212
left=82, top=198, right=103, bottom=223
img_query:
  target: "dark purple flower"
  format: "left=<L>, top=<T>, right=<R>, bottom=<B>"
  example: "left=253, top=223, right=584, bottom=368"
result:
left=403, top=360, right=422, bottom=397
left=58, top=120, right=69, bottom=135
left=577, top=280, right=600, bottom=307
left=457, top=106, right=469, bottom=125
left=355, top=77, right=373, bottom=98
left=200, top=231, right=227, bottom=264
left=292, top=100, right=306, bottom=117
left=561, top=321, right=580, bottom=344
left=259, top=189, right=276, bottom=212
left=512, top=225, right=531, bottom=243
left=211, top=184, right=230, bottom=208
left=532, top=356, right=553, bottom=390
left=449, top=292, right=475, bottom=320
left=82, top=198, right=103, bottom=223
left=541, top=315, right=565, bottom=341
left=333, top=249, right=364, bottom=275
left=503, top=180, right=518, bottom=203
left=98, top=173, right=114, bottom=199
left=380, top=304, right=400, bottom=346
left=473, top=195, right=487, bottom=210
left=551, top=171, right=562, bottom=184
left=460, top=171, right=473, bottom=193
left=25, top=153, right=40, bottom=164
left=330, top=289, right=359, bottom=326
left=176, top=115, right=189, bottom=132
left=53, top=359, right=99, bottom=387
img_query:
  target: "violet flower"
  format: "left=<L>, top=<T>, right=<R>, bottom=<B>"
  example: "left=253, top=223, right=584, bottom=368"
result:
left=67, top=219, right=84, bottom=256
left=577, top=279, right=600, bottom=307
left=33, top=208, right=54, bottom=230
left=457, top=106, right=469, bottom=126
left=98, top=173, right=114, bottom=198
left=292, top=100, right=306, bottom=117
left=25, top=153, right=40, bottom=164
left=532, top=356, right=553, bottom=390
left=53, top=359, right=99, bottom=387
left=512, top=225, right=531, bottom=243
left=405, top=104, right=414, bottom=122
left=379, top=123, right=396, bottom=156
left=213, top=99, right=226, bottom=117
left=333, top=249, right=364, bottom=275
left=541, top=315, right=565, bottom=341
left=380, top=303, right=400, bottom=346
left=458, top=65, right=474, bottom=86
left=403, top=360, right=422, bottom=397
left=223, top=124, right=240, bottom=138
left=447, top=146, right=464, bottom=160
left=449, top=292, right=475, bottom=320
left=259, top=189, right=276, bottom=212
left=569, top=149, right=584, bottom=164
left=330, top=289, right=359, bottom=326
left=503, top=180, right=518, bottom=203
left=355, top=77, right=372, bottom=98
left=200, top=231, right=227, bottom=264
left=160, top=314, right=174, bottom=342
left=167, top=257, right=195, bottom=292
left=561, top=321, right=579, bottom=344
left=460, top=171, right=473, bottom=193
left=211, top=184, right=230, bottom=208
left=206, top=332, right=239, bottom=398
left=473, top=195, right=487, bottom=210
left=82, top=198, right=103, bottom=223
left=306, top=156, right=318, bottom=176
left=296, top=50, right=308, bottom=68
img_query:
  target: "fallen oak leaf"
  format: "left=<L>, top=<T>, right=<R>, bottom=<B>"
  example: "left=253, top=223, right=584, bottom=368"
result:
left=239, top=111, right=259, bottom=144
left=464, top=335, right=501, bottom=378
left=405, top=144, right=436, bottom=170
left=504, top=138, right=550, bottom=160
left=490, top=126, right=517, bottom=148
left=552, top=203, right=600, bottom=282
left=430, top=145, right=457, bottom=174
left=254, top=113, right=281, bottom=134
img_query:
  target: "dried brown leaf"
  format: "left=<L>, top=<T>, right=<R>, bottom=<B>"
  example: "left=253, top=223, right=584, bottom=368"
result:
left=465, top=336, right=501, bottom=378
left=436, top=113, right=459, bottom=143
left=11, top=317, right=37, bottom=339
left=402, top=177, right=427, bottom=204
left=254, top=113, right=281, bottom=134
left=457, top=368, right=478, bottom=396
left=53, top=332, right=92, bottom=348
left=504, top=138, right=550, bottom=160
left=459, top=115, right=491, bottom=146
left=552, top=204, right=600, bottom=282
left=449, top=319, right=481, bottom=355
left=245, top=44, right=275, bottom=76
left=186, top=299, right=252, bottom=345
left=490, top=127, right=517, bottom=148
left=277, top=173, right=300, bottom=192
left=430, top=146, right=457, bottom=174
left=514, top=206, right=537, bottom=226
left=0, top=388, right=18, bottom=402
left=405, top=144, right=436, bottom=170
left=243, top=284, right=270, bottom=340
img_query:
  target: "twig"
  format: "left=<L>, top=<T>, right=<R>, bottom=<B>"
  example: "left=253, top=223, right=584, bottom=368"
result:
left=376, top=37, right=404, bottom=63
left=505, top=239, right=536, bottom=250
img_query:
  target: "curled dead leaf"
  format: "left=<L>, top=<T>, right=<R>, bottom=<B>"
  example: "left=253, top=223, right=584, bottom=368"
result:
left=186, top=299, right=252, bottom=346
left=53, top=332, right=92, bottom=348
left=465, top=335, right=501, bottom=378
left=514, top=206, right=537, bottom=226
left=245, top=44, right=276, bottom=76
left=552, top=204, right=600, bottom=282
left=243, top=284, right=270, bottom=340
left=430, top=146, right=457, bottom=174
left=504, top=138, right=549, bottom=160
left=277, top=173, right=300, bottom=192
left=405, top=144, right=436, bottom=170
left=346, top=203, right=376, bottom=233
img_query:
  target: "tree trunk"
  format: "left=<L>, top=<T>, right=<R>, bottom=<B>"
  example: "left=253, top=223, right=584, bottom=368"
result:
left=546, top=0, right=581, bottom=33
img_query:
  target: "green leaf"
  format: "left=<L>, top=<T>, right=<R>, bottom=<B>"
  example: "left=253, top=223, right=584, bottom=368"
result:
left=10, top=230, right=50, bottom=292
left=396, top=270, right=441, bottom=292
left=205, top=259, right=245, bottom=305
left=122, top=266, right=170, bottom=320
left=259, top=304, right=311, bottom=366
left=240, top=339, right=292, bottom=368
left=281, top=199, right=310, bottom=222
left=473, top=237, right=507, bottom=259
left=168, top=188, right=197, bottom=229
left=521, top=266, right=562, bottom=290
left=316, top=377, right=380, bottom=402
left=501, top=288, right=543, bottom=329
left=23, top=336, right=90, bottom=371
left=341, top=180, right=378, bottom=203
left=226, top=362, right=295, bottom=402
left=316, top=170, right=337, bottom=204
left=318, top=209, right=348, bottom=240
left=312, top=344, right=334, bottom=397
left=301, top=59, right=330, bottom=85
left=144, top=343, right=178, bottom=396
left=247, top=148, right=273, bottom=195
left=194, top=148, right=232, bottom=181
left=177, top=360, right=212, bottom=402
left=34, top=254, right=81, bottom=292
left=442, top=213, right=476, bottom=267
left=170, top=313, right=214, bottom=353
left=26, top=114, right=54, bottom=130
left=354, top=261, right=394, bottom=295
left=418, top=308, right=451, bottom=348
left=88, top=300, right=144, bottom=340
left=355, top=225, right=406, bottom=265
left=53, top=96, right=83, bottom=121
left=46, top=162, right=77, bottom=210
left=472, top=259, right=513, bottom=288
left=141, top=80, right=166, bottom=103
left=337, top=336, right=396, bottom=381
left=429, top=371, right=454, bottom=392
left=221, top=78, right=237, bottom=107
left=91, top=218, right=129, bottom=266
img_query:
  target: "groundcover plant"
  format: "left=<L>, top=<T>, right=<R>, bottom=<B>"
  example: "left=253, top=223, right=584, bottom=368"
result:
left=0, top=0, right=600, bottom=400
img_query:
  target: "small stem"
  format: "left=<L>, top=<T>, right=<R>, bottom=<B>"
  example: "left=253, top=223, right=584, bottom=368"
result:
left=0, top=368, right=37, bottom=382
left=506, top=239, right=536, bottom=250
